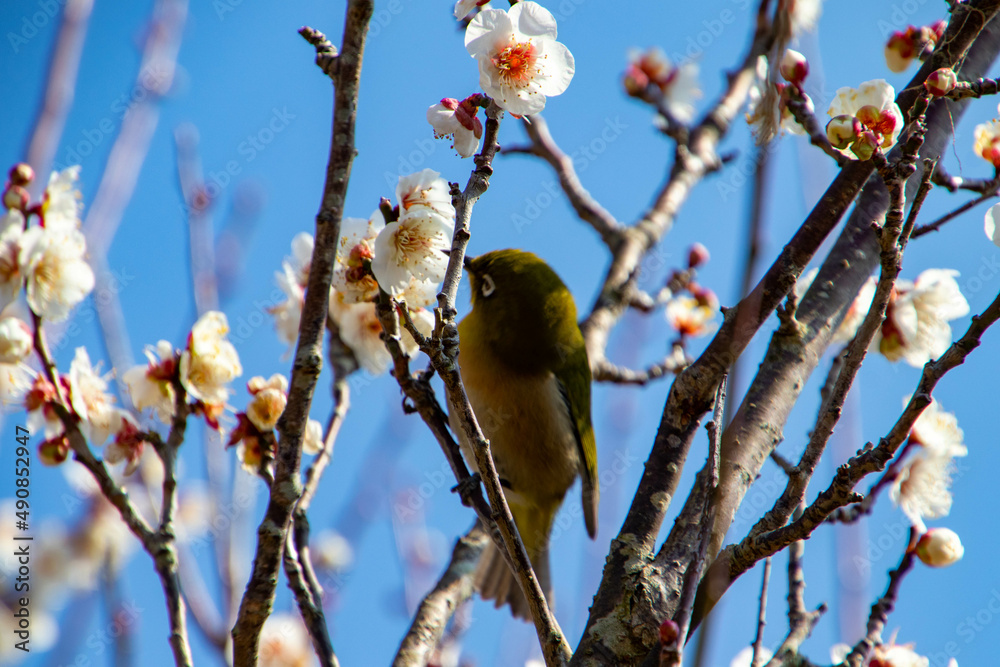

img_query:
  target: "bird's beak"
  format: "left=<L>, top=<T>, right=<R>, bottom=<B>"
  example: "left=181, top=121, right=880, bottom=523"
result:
left=442, top=248, right=475, bottom=272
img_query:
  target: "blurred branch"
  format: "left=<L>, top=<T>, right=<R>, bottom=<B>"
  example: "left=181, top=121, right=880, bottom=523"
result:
left=911, top=175, right=1000, bottom=238
left=80, top=0, right=188, bottom=393
left=930, top=164, right=999, bottom=193
left=231, top=4, right=373, bottom=664
left=392, top=523, right=488, bottom=667
left=23, top=0, right=94, bottom=182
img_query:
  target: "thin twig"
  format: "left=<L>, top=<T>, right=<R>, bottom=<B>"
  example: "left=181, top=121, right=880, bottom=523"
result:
left=911, top=177, right=1000, bottom=237
left=23, top=0, right=94, bottom=182
left=750, top=557, right=771, bottom=667
left=843, top=529, right=918, bottom=667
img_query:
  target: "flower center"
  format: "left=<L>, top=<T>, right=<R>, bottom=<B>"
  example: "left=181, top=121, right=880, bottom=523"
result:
left=493, top=40, right=538, bottom=87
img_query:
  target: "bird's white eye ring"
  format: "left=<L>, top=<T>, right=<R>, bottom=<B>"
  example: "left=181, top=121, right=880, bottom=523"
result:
left=481, top=274, right=496, bottom=297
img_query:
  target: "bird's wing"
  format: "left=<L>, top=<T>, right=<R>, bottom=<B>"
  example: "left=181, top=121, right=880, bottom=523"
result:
left=555, top=346, right=599, bottom=539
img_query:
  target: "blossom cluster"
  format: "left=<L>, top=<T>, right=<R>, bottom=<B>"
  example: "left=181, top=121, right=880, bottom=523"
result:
left=664, top=244, right=719, bottom=339
left=428, top=2, right=576, bottom=157
left=622, top=47, right=702, bottom=125
left=826, top=79, right=904, bottom=161
left=269, top=169, right=447, bottom=377
left=884, top=20, right=946, bottom=73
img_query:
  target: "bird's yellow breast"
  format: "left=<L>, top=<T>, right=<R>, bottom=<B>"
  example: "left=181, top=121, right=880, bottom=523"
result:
left=452, top=330, right=581, bottom=512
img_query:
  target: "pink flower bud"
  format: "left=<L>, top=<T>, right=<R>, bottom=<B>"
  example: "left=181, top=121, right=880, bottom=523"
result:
left=826, top=115, right=859, bottom=150
left=916, top=528, right=964, bottom=567
left=687, top=242, right=710, bottom=268
left=779, top=49, right=809, bottom=85
left=659, top=618, right=679, bottom=646
left=924, top=68, right=958, bottom=96
left=39, top=435, right=70, bottom=466
left=850, top=131, right=879, bottom=161
left=855, top=105, right=882, bottom=131
left=8, top=163, right=34, bottom=187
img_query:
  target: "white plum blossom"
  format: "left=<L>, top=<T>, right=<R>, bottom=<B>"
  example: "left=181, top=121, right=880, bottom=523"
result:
left=258, top=613, right=315, bottom=667
left=19, top=226, right=95, bottom=322
left=454, top=0, right=489, bottom=20
left=828, top=79, right=904, bottom=158
left=974, top=119, right=1000, bottom=167
left=465, top=1, right=575, bottom=116
left=311, top=529, right=354, bottom=571
left=179, top=311, right=242, bottom=407
left=780, top=0, right=822, bottom=37
left=67, top=347, right=134, bottom=445
left=334, top=301, right=433, bottom=376
left=428, top=98, right=483, bottom=158
left=332, top=214, right=384, bottom=304
left=891, top=398, right=966, bottom=532
left=103, top=418, right=148, bottom=476
left=623, top=48, right=702, bottom=124
left=875, top=269, right=969, bottom=366
left=303, top=418, right=324, bottom=456
left=270, top=261, right=305, bottom=349
left=0, top=214, right=24, bottom=313
left=395, top=169, right=455, bottom=221
left=122, top=340, right=177, bottom=422
left=665, top=290, right=719, bottom=337
left=372, top=212, right=453, bottom=296
left=985, top=203, right=1000, bottom=247
left=245, top=374, right=288, bottom=432
left=372, top=171, right=456, bottom=299
left=0, top=316, right=32, bottom=364
left=41, top=166, right=83, bottom=232
left=286, top=231, right=314, bottom=285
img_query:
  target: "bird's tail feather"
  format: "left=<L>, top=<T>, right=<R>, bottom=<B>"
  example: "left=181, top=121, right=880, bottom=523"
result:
left=474, top=501, right=555, bottom=620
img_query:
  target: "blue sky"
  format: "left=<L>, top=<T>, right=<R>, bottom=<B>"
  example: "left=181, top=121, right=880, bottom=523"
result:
left=2, top=1, right=999, bottom=666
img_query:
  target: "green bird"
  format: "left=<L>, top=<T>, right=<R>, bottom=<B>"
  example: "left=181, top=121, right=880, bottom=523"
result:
left=452, top=248, right=599, bottom=619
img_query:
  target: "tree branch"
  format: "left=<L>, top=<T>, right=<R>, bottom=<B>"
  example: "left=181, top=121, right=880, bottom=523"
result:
left=231, top=5, right=373, bottom=663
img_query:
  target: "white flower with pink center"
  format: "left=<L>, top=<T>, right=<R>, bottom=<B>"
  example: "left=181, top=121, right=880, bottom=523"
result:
left=332, top=213, right=384, bottom=304
left=828, top=79, right=903, bottom=158
left=465, top=1, right=575, bottom=116
left=427, top=97, right=483, bottom=157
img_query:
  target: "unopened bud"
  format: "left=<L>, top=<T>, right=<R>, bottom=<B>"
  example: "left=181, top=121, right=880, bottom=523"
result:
left=916, top=528, right=964, bottom=567
left=3, top=185, right=29, bottom=211
left=659, top=618, right=679, bottom=646
left=924, top=68, right=958, bottom=96
left=8, top=163, right=34, bottom=187
left=826, top=115, right=860, bottom=150
left=779, top=49, right=808, bottom=85
left=687, top=242, right=710, bottom=269
left=855, top=105, right=881, bottom=131
left=850, top=131, right=879, bottom=161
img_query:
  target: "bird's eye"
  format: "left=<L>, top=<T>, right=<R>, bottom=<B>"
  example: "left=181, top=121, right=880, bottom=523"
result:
left=481, top=274, right=496, bottom=297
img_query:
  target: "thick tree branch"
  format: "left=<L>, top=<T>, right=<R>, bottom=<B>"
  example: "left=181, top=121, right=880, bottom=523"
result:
left=231, top=5, right=372, bottom=663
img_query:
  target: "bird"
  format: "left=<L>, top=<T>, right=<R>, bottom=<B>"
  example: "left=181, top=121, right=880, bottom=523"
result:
left=450, top=248, right=598, bottom=619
